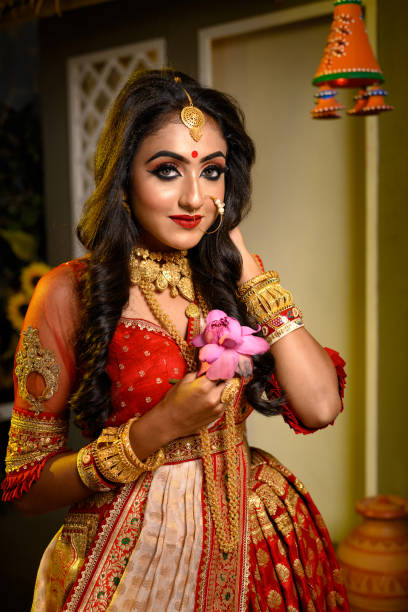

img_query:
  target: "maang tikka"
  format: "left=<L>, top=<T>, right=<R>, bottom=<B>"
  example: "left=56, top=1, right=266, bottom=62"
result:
left=175, top=76, right=205, bottom=142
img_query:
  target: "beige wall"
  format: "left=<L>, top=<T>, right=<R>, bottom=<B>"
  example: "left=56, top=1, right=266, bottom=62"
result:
left=212, top=13, right=366, bottom=542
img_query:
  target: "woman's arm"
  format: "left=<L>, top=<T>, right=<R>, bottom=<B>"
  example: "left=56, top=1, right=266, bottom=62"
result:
left=230, top=227, right=342, bottom=429
left=15, top=373, right=228, bottom=516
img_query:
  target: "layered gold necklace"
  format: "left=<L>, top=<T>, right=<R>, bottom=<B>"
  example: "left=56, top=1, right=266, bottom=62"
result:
left=129, top=246, right=239, bottom=552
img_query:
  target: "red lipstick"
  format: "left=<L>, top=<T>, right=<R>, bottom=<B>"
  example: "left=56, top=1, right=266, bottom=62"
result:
left=169, top=215, right=202, bottom=229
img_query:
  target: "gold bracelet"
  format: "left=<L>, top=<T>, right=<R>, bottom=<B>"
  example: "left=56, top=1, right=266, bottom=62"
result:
left=237, top=271, right=295, bottom=325
left=237, top=270, right=280, bottom=296
left=77, top=443, right=117, bottom=492
left=93, top=425, right=143, bottom=484
left=120, top=417, right=166, bottom=472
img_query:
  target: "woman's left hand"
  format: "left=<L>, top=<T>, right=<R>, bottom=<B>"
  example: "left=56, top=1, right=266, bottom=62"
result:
left=230, top=227, right=342, bottom=430
left=229, top=226, right=262, bottom=285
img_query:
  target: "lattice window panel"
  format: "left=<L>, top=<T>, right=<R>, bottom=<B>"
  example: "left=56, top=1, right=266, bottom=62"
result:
left=68, top=39, right=166, bottom=256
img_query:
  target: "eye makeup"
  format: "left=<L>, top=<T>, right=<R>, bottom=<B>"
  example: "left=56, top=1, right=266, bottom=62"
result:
left=148, top=162, right=227, bottom=182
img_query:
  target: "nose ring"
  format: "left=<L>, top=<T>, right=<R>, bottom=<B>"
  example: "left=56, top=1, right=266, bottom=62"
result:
left=204, top=196, right=225, bottom=235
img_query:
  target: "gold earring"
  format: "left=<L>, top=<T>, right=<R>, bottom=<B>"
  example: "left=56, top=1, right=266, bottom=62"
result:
left=122, top=198, right=132, bottom=216
left=205, top=197, right=225, bottom=235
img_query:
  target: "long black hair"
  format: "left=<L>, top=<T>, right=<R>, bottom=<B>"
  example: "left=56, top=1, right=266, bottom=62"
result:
left=71, top=69, right=281, bottom=437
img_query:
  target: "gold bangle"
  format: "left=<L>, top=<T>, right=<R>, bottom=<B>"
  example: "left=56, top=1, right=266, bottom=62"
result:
left=93, top=426, right=143, bottom=484
left=237, top=270, right=280, bottom=297
left=266, top=318, right=304, bottom=345
left=237, top=271, right=295, bottom=325
left=77, top=443, right=117, bottom=492
left=120, top=417, right=165, bottom=472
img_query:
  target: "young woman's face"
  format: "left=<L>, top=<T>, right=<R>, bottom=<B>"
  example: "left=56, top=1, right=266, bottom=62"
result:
left=129, top=113, right=227, bottom=251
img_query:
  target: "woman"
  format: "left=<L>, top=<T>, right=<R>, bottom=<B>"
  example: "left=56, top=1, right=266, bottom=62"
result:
left=2, top=69, right=349, bottom=611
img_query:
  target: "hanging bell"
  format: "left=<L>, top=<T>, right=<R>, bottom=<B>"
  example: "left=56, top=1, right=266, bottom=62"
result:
left=311, top=0, right=394, bottom=118
left=360, top=84, right=394, bottom=115
left=313, top=0, right=384, bottom=89
left=348, top=88, right=368, bottom=115
left=311, top=85, right=345, bottom=119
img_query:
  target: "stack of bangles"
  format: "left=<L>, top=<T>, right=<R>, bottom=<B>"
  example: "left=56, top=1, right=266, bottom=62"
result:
left=76, top=416, right=165, bottom=492
left=237, top=270, right=304, bottom=344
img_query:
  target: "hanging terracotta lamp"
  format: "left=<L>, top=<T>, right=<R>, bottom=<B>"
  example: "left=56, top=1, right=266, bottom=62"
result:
left=310, top=84, right=345, bottom=119
left=311, top=0, right=393, bottom=118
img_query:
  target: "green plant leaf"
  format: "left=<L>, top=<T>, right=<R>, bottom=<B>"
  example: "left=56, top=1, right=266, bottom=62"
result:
left=0, top=229, right=38, bottom=261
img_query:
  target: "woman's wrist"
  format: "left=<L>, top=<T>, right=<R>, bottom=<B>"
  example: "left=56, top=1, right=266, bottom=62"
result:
left=237, top=270, right=304, bottom=345
left=129, top=403, right=175, bottom=456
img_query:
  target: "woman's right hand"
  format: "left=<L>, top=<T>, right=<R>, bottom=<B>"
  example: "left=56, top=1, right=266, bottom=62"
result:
left=158, top=372, right=228, bottom=439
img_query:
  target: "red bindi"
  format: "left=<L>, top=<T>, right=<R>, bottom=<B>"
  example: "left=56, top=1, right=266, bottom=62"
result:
left=191, top=150, right=198, bottom=158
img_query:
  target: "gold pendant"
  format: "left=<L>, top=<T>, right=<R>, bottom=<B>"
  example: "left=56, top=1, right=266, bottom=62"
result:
left=185, top=302, right=200, bottom=318
left=178, top=277, right=195, bottom=302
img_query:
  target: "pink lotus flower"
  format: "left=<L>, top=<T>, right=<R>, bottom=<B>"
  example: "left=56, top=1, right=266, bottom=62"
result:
left=191, top=309, right=270, bottom=380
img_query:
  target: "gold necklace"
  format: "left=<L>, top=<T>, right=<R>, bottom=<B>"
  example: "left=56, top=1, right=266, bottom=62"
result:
left=130, top=247, right=199, bottom=313
left=130, top=247, right=239, bottom=552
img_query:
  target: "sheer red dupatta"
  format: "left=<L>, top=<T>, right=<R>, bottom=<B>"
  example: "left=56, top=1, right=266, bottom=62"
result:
left=2, top=261, right=84, bottom=502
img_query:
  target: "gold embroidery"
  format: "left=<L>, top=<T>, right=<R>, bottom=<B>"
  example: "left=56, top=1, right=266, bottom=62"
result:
left=327, top=590, right=337, bottom=608
left=5, top=410, right=68, bottom=473
left=256, top=548, right=269, bottom=568
left=333, top=568, right=344, bottom=584
left=267, top=589, right=282, bottom=608
left=276, top=562, right=290, bottom=582
left=293, top=558, right=305, bottom=576
left=164, top=423, right=245, bottom=464
left=75, top=491, right=116, bottom=509
left=15, top=326, right=60, bottom=413
left=46, top=512, right=99, bottom=610
left=277, top=539, right=286, bottom=556
left=258, top=465, right=287, bottom=496
left=275, top=512, right=294, bottom=538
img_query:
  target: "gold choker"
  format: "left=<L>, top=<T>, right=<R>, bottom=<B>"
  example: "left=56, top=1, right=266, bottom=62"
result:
left=129, top=247, right=196, bottom=308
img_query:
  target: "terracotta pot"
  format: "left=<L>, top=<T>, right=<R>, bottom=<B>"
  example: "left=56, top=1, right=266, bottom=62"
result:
left=337, top=495, right=408, bottom=611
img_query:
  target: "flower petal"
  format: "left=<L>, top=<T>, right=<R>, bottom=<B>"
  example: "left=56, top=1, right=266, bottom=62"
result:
left=191, top=333, right=206, bottom=347
left=220, top=334, right=242, bottom=350
left=225, top=317, right=242, bottom=342
left=206, top=350, right=239, bottom=380
left=206, top=309, right=227, bottom=323
left=241, top=324, right=261, bottom=336
left=199, top=343, right=224, bottom=363
left=238, top=335, right=270, bottom=355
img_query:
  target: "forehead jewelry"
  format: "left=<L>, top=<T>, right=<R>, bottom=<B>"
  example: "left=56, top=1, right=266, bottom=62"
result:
left=191, top=150, right=198, bottom=158
left=175, top=77, right=205, bottom=142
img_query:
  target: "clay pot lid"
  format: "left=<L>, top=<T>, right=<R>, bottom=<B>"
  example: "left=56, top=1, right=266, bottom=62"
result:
left=356, top=495, right=408, bottom=519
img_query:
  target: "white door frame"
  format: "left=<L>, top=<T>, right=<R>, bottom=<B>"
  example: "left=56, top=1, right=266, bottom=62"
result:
left=198, top=0, right=379, bottom=497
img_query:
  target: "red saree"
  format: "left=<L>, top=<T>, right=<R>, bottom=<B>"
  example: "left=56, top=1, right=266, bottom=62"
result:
left=2, top=260, right=349, bottom=611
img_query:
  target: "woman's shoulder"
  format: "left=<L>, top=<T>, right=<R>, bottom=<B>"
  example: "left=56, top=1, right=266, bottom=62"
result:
left=28, top=257, right=88, bottom=323
left=37, top=257, right=87, bottom=294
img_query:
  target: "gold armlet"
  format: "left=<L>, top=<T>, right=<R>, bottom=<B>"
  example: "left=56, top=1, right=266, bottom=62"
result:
left=15, top=326, right=60, bottom=414
left=77, top=443, right=117, bottom=492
